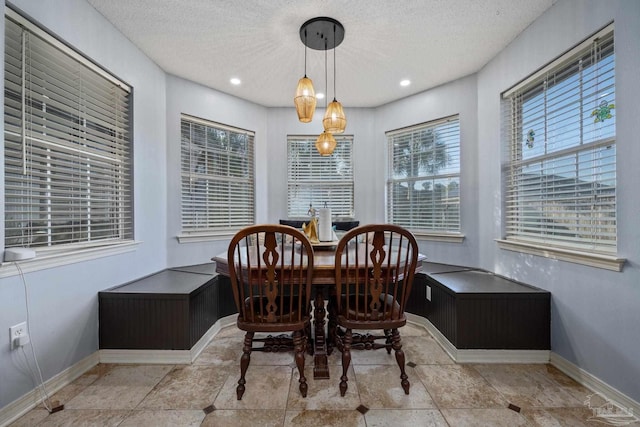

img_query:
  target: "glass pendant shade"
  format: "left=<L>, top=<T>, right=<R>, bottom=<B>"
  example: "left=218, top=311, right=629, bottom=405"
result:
left=315, top=131, right=337, bottom=156
left=294, top=76, right=317, bottom=123
left=323, top=99, right=346, bottom=134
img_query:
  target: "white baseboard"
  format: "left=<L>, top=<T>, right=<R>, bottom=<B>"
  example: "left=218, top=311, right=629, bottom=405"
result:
left=550, top=352, right=640, bottom=418
left=0, top=352, right=99, bottom=427
left=406, top=313, right=550, bottom=364
left=407, top=314, right=639, bottom=419
left=0, top=315, right=237, bottom=427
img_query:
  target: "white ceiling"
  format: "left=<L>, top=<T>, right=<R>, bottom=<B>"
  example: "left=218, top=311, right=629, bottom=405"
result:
left=87, top=0, right=556, bottom=108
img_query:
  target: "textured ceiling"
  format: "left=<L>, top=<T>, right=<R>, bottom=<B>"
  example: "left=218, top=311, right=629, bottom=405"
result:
left=87, top=0, right=556, bottom=108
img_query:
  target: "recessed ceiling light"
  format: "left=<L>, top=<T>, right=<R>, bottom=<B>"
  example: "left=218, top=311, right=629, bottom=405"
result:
left=316, top=93, right=325, bottom=100
left=400, top=79, right=411, bottom=87
left=230, top=77, right=241, bottom=85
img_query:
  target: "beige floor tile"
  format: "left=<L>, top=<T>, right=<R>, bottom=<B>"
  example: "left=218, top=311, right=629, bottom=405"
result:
left=402, top=322, right=431, bottom=337
left=521, top=406, right=603, bottom=426
left=402, top=335, right=454, bottom=365
left=8, top=408, right=50, bottom=427
left=284, top=409, right=366, bottom=427
left=365, top=409, right=449, bottom=427
left=63, top=385, right=155, bottom=410
left=213, top=325, right=244, bottom=339
left=354, top=364, right=435, bottom=409
left=23, top=409, right=131, bottom=426
left=12, top=322, right=614, bottom=427
left=91, top=364, right=173, bottom=387
left=201, top=409, right=285, bottom=427
left=118, top=409, right=206, bottom=426
left=193, top=336, right=242, bottom=366
left=414, top=364, right=507, bottom=409
left=36, top=383, right=87, bottom=410
left=137, top=365, right=229, bottom=410
left=213, top=365, right=292, bottom=410
left=287, top=365, right=360, bottom=410
left=473, top=364, right=585, bottom=408
left=62, top=364, right=174, bottom=410
left=441, top=408, right=529, bottom=426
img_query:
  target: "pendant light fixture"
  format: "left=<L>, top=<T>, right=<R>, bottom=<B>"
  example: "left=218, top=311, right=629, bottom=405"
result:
left=316, top=39, right=336, bottom=156
left=322, top=23, right=346, bottom=134
left=294, top=28, right=316, bottom=123
left=296, top=17, right=346, bottom=137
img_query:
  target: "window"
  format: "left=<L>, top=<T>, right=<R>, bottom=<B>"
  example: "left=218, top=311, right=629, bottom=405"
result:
left=386, top=116, right=461, bottom=234
left=180, top=115, right=255, bottom=234
left=4, top=10, right=132, bottom=251
left=287, top=135, right=354, bottom=218
left=502, top=25, right=616, bottom=260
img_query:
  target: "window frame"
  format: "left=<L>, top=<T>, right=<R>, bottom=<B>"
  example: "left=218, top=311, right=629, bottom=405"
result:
left=177, top=114, right=255, bottom=241
left=3, top=7, right=135, bottom=271
left=386, top=115, right=463, bottom=241
left=286, top=134, right=355, bottom=220
left=498, top=23, right=624, bottom=271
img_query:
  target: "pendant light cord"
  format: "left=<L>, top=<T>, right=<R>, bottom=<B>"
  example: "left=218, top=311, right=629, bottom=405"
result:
left=333, top=24, right=337, bottom=102
left=304, top=29, right=308, bottom=77
left=324, top=39, right=328, bottom=108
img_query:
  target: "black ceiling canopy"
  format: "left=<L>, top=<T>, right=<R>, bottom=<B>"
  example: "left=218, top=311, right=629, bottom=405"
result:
left=299, top=17, right=345, bottom=51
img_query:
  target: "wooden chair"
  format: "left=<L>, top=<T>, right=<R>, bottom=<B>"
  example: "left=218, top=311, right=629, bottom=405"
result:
left=333, top=224, right=419, bottom=396
left=227, top=224, right=314, bottom=400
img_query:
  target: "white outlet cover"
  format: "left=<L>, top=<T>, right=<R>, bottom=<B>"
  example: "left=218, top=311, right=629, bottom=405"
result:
left=9, top=322, right=27, bottom=350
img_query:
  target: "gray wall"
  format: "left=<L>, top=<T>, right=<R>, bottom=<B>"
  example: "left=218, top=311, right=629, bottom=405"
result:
left=0, top=0, right=168, bottom=408
left=1, top=0, right=639, bottom=412
left=265, top=107, right=378, bottom=225
left=164, top=75, right=268, bottom=267
left=476, top=0, right=640, bottom=402
left=375, top=74, right=479, bottom=267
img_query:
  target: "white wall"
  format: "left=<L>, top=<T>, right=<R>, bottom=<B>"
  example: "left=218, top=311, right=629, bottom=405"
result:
left=477, top=0, right=640, bottom=402
left=0, top=0, right=168, bottom=408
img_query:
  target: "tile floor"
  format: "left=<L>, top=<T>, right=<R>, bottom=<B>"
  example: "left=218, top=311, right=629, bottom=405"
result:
left=10, top=322, right=639, bottom=426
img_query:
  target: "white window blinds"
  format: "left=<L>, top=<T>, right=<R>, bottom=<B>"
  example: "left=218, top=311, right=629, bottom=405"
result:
left=4, top=11, right=133, bottom=249
left=386, top=116, right=461, bottom=232
left=503, top=25, right=616, bottom=254
left=287, top=135, right=354, bottom=218
left=180, top=115, right=255, bottom=233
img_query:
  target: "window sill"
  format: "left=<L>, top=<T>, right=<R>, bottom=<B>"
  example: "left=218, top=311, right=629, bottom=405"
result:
left=495, top=239, right=625, bottom=272
left=0, top=241, right=141, bottom=278
left=413, top=232, right=465, bottom=243
left=177, top=232, right=235, bottom=243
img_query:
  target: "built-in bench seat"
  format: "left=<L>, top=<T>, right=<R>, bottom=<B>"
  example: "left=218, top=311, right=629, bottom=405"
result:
left=407, top=262, right=550, bottom=351
left=99, top=260, right=550, bottom=355
left=99, top=264, right=236, bottom=350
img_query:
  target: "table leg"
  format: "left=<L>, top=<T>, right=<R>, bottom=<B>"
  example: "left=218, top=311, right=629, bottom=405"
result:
left=326, top=289, right=338, bottom=355
left=313, top=292, right=330, bottom=379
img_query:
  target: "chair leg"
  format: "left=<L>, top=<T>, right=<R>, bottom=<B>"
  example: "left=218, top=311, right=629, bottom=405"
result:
left=339, top=328, right=353, bottom=396
left=237, top=331, right=254, bottom=400
left=384, top=329, right=392, bottom=354
left=293, top=330, right=308, bottom=397
left=391, top=328, right=410, bottom=394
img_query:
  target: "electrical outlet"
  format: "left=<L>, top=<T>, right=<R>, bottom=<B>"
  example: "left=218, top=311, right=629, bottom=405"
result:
left=9, top=321, right=28, bottom=350
left=426, top=285, right=431, bottom=301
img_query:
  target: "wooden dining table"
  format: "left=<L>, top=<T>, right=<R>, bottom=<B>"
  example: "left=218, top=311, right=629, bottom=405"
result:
left=213, top=244, right=425, bottom=380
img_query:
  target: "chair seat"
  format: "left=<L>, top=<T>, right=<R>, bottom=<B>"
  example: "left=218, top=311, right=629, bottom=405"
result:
left=339, top=294, right=403, bottom=322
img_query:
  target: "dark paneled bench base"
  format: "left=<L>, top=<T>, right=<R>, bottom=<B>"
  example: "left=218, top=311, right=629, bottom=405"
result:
left=99, top=264, right=236, bottom=350
left=408, top=263, right=550, bottom=350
